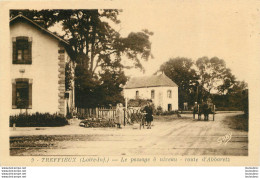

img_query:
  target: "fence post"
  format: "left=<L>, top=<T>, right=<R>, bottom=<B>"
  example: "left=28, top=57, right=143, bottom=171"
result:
left=96, top=107, right=98, bottom=118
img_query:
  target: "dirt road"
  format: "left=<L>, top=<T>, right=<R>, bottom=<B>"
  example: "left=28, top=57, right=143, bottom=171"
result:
left=10, top=112, right=248, bottom=156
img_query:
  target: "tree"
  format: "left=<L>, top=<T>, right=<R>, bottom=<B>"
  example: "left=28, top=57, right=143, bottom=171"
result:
left=98, top=68, right=127, bottom=106
left=217, top=68, right=236, bottom=95
left=10, top=10, right=58, bottom=28
left=10, top=10, right=153, bottom=107
left=196, top=56, right=232, bottom=94
left=159, top=57, right=199, bottom=109
left=228, top=81, right=248, bottom=115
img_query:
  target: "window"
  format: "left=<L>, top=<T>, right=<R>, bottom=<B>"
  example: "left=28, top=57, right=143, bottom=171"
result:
left=13, top=36, right=32, bottom=64
left=12, top=78, right=32, bottom=109
left=151, top=90, right=155, bottom=99
left=167, top=90, right=172, bottom=98
left=16, top=81, right=29, bottom=108
left=136, top=90, right=139, bottom=99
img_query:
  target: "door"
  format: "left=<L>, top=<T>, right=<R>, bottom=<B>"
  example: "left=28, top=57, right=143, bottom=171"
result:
left=168, top=104, right=172, bottom=111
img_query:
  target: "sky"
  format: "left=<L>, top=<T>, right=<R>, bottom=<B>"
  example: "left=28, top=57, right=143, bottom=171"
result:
left=48, top=1, right=259, bottom=82
left=114, top=1, right=260, bottom=82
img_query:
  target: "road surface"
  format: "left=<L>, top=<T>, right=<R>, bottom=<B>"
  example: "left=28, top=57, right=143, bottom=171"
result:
left=10, top=112, right=248, bottom=156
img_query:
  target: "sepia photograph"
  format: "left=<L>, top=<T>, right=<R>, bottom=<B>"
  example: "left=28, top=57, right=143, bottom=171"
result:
left=1, top=0, right=259, bottom=168
left=8, top=8, right=249, bottom=157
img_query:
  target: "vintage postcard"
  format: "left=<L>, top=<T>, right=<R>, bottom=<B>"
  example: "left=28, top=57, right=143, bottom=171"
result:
left=0, top=0, right=259, bottom=167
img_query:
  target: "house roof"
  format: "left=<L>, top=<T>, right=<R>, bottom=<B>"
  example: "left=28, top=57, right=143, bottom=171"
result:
left=10, top=13, right=69, bottom=45
left=125, top=73, right=178, bottom=89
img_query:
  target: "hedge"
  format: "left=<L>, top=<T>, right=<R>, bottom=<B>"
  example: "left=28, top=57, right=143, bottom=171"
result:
left=215, top=107, right=241, bottom=111
left=10, top=113, right=68, bottom=127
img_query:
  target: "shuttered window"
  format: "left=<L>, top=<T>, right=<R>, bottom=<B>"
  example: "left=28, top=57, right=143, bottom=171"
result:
left=12, top=36, right=32, bottom=64
left=12, top=79, right=32, bottom=109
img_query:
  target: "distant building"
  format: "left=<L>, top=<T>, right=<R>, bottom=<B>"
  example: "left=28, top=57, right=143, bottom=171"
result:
left=10, top=14, right=74, bottom=116
left=124, top=73, right=178, bottom=111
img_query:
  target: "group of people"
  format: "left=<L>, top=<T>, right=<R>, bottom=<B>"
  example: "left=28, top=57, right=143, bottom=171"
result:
left=193, top=101, right=212, bottom=121
left=115, top=102, right=154, bottom=129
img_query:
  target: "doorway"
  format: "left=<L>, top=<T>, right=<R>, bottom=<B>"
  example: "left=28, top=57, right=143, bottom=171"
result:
left=168, top=104, right=172, bottom=111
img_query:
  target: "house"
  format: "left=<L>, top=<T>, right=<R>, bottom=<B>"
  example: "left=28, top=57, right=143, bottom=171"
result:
left=10, top=13, right=74, bottom=116
left=124, top=73, right=178, bottom=111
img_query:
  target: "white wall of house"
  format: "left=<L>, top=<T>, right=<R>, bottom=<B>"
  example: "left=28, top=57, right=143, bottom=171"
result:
left=124, top=86, right=178, bottom=111
left=10, top=21, right=61, bottom=115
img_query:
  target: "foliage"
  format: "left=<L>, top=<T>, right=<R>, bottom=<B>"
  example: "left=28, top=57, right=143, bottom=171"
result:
left=211, top=81, right=248, bottom=113
left=98, top=69, right=127, bottom=106
left=79, top=118, right=115, bottom=128
left=215, top=106, right=241, bottom=111
left=10, top=10, right=58, bottom=28
left=242, top=89, right=248, bottom=116
left=127, top=99, right=153, bottom=107
left=228, top=81, right=248, bottom=114
left=159, top=56, right=248, bottom=113
left=10, top=113, right=68, bottom=127
left=217, top=68, right=236, bottom=95
left=75, top=65, right=127, bottom=107
left=155, top=110, right=179, bottom=116
left=155, top=106, right=163, bottom=115
left=196, top=57, right=236, bottom=94
left=159, top=57, right=199, bottom=109
left=10, top=10, right=153, bottom=108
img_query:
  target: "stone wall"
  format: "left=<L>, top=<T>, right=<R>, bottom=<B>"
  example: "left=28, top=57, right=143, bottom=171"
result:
left=58, top=44, right=66, bottom=115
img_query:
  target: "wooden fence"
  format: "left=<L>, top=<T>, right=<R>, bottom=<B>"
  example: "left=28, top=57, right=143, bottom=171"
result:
left=77, top=106, right=144, bottom=125
left=77, top=107, right=116, bottom=121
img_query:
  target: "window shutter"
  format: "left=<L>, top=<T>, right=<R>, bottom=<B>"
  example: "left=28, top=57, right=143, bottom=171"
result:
left=12, top=38, right=17, bottom=63
left=28, top=79, right=32, bottom=108
left=12, top=80, right=17, bottom=109
left=28, top=37, right=32, bottom=64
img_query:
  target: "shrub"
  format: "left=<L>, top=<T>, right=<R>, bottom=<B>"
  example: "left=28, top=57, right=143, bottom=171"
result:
left=156, top=110, right=179, bottom=116
left=128, top=99, right=153, bottom=107
left=10, top=112, right=68, bottom=127
left=215, top=107, right=241, bottom=111
left=79, top=118, right=115, bottom=128
left=155, top=106, right=163, bottom=115
left=162, top=110, right=179, bottom=115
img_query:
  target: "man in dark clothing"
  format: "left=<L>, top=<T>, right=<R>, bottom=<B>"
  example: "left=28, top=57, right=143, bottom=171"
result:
left=202, top=102, right=209, bottom=121
left=143, top=102, right=153, bottom=129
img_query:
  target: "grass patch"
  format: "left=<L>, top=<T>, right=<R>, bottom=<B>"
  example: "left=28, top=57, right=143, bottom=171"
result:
left=222, top=114, right=248, bottom=131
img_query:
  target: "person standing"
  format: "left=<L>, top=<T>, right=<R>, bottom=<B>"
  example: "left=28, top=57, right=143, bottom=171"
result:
left=202, top=101, right=209, bottom=121
left=116, top=103, right=124, bottom=128
left=143, top=102, right=153, bottom=129
left=193, top=102, right=198, bottom=119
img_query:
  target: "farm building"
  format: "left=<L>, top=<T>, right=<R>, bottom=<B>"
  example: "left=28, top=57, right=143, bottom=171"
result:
left=10, top=13, right=75, bottom=116
left=124, top=73, right=178, bottom=111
